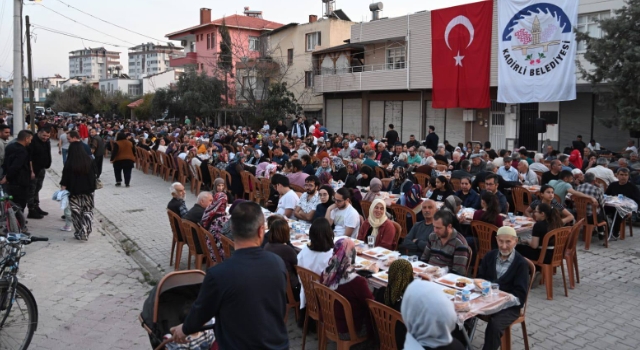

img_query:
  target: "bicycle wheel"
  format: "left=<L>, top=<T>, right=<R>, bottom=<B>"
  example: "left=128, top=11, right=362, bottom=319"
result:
left=0, top=281, right=38, bottom=350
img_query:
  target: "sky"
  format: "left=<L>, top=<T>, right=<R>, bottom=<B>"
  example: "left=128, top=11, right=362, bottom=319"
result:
left=0, top=0, right=484, bottom=80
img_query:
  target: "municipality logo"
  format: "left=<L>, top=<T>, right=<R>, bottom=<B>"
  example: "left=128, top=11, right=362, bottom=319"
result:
left=501, top=3, right=573, bottom=77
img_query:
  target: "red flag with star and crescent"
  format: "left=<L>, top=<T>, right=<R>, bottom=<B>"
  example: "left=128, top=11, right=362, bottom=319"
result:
left=431, top=0, right=493, bottom=108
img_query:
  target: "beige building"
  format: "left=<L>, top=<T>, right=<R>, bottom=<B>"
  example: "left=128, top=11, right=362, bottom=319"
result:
left=240, top=14, right=354, bottom=121
left=312, top=0, right=629, bottom=151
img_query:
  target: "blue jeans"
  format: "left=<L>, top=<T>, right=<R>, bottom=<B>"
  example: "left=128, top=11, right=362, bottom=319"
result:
left=62, top=148, right=68, bottom=163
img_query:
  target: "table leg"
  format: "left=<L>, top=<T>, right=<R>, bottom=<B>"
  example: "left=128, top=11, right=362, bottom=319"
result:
left=609, top=215, right=617, bottom=240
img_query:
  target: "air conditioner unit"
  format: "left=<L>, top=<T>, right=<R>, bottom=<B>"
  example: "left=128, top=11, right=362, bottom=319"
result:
left=462, top=109, right=476, bottom=122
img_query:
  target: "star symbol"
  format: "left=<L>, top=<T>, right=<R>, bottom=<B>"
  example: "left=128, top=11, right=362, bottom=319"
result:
left=453, top=51, right=465, bottom=66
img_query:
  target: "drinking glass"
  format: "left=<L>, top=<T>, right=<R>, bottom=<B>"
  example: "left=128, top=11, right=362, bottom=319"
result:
left=367, top=236, right=375, bottom=249
left=481, top=282, right=491, bottom=297
left=410, top=255, right=418, bottom=263
left=508, top=212, right=516, bottom=224
left=491, top=283, right=500, bottom=298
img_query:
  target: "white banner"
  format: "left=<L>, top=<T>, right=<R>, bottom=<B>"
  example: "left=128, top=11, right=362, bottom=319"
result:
left=497, top=0, right=578, bottom=103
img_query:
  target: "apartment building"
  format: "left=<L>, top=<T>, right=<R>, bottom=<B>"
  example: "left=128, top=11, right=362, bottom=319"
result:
left=128, top=43, right=183, bottom=79
left=69, top=47, right=121, bottom=80
left=165, top=7, right=283, bottom=106
left=313, top=0, right=628, bottom=151
left=257, top=13, right=354, bottom=120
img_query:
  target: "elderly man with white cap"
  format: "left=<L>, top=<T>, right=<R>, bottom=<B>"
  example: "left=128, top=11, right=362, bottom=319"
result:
left=475, top=226, right=530, bottom=350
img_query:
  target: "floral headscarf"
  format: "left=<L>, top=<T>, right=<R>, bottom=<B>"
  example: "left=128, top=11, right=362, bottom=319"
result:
left=393, top=167, right=408, bottom=191
left=321, top=238, right=357, bottom=290
left=319, top=171, right=333, bottom=185
left=201, top=192, right=228, bottom=230
left=406, top=184, right=423, bottom=209
left=200, top=192, right=229, bottom=263
left=350, top=149, right=360, bottom=159
left=332, top=156, right=345, bottom=170
left=348, top=162, right=359, bottom=174
left=363, top=178, right=383, bottom=202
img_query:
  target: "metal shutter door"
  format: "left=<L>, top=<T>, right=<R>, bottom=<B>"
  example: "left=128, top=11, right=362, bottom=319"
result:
left=342, top=99, right=362, bottom=137
left=402, top=101, right=421, bottom=142
left=326, top=99, right=343, bottom=135
left=369, top=101, right=385, bottom=140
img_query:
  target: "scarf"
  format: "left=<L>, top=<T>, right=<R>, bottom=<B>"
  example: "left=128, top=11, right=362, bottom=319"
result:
left=201, top=192, right=228, bottom=231
left=213, top=178, right=225, bottom=191
left=321, top=238, right=357, bottom=290
left=384, top=259, right=414, bottom=307
left=406, top=184, right=423, bottom=209
left=368, top=199, right=388, bottom=237
left=401, top=280, right=457, bottom=349
left=332, top=156, right=345, bottom=170
left=363, top=177, right=382, bottom=202
left=393, top=168, right=407, bottom=190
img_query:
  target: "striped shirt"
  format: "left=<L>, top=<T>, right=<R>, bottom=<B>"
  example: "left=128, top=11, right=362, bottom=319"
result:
left=420, top=230, right=470, bottom=276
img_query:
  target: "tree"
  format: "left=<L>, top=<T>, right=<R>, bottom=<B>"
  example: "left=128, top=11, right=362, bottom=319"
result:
left=152, top=70, right=224, bottom=122
left=134, top=93, right=155, bottom=120
left=260, top=82, right=302, bottom=126
left=576, top=0, right=640, bottom=130
left=218, top=19, right=233, bottom=106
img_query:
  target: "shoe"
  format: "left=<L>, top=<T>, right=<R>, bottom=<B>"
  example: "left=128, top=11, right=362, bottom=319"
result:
left=598, top=232, right=604, bottom=241
left=74, top=232, right=81, bottom=240
left=60, top=226, right=72, bottom=232
left=61, top=215, right=65, bottom=220
left=36, top=206, right=49, bottom=216
left=126, top=184, right=130, bottom=187
left=27, top=210, right=43, bottom=219
left=115, top=182, right=122, bottom=187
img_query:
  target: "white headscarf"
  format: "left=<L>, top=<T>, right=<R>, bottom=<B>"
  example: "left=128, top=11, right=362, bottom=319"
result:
left=401, top=280, right=458, bottom=349
left=367, top=199, right=388, bottom=237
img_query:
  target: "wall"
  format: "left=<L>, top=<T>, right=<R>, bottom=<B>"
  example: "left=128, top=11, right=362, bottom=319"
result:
left=142, top=70, right=179, bottom=94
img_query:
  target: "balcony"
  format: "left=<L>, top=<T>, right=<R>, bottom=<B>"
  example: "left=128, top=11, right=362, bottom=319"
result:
left=169, top=52, right=197, bottom=67
left=313, top=63, right=407, bottom=93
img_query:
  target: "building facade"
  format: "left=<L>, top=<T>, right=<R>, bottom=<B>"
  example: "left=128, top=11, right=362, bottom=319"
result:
left=99, top=78, right=142, bottom=97
left=69, top=47, right=121, bottom=80
left=165, top=7, right=283, bottom=106
left=313, top=0, right=628, bottom=152
left=128, top=43, right=183, bottom=79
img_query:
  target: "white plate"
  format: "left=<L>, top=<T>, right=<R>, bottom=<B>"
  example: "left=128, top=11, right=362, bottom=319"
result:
left=361, top=246, right=396, bottom=259
left=435, top=273, right=475, bottom=291
left=372, top=271, right=388, bottom=282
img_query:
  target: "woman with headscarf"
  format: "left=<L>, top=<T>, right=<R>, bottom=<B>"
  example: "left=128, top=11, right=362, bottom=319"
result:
left=332, top=156, right=347, bottom=182
left=318, top=171, right=333, bottom=186
left=401, top=280, right=465, bottom=350
left=363, top=178, right=383, bottom=202
left=321, top=238, right=374, bottom=340
left=221, top=199, right=246, bottom=239
left=200, top=192, right=229, bottom=263
left=344, top=162, right=361, bottom=189
left=225, top=152, right=245, bottom=198
left=358, top=166, right=374, bottom=187
left=315, top=157, right=332, bottom=177
left=310, top=184, right=332, bottom=218
left=388, top=167, right=413, bottom=194
left=256, top=162, right=277, bottom=179
left=357, top=199, right=396, bottom=250
left=373, top=259, right=413, bottom=348
left=246, top=149, right=265, bottom=165
left=440, top=195, right=463, bottom=233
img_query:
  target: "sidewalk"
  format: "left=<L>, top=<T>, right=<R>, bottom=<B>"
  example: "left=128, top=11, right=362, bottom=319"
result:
left=47, top=147, right=640, bottom=350
left=20, top=172, right=149, bottom=350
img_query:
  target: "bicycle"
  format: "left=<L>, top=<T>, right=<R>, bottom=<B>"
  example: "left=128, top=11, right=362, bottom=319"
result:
left=0, top=189, right=23, bottom=234
left=0, top=233, right=48, bottom=350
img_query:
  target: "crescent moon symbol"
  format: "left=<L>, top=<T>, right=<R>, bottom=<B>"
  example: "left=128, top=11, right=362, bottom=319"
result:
left=444, top=15, right=475, bottom=51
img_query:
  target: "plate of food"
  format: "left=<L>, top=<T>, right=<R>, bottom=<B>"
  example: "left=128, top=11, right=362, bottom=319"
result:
left=437, top=274, right=475, bottom=291
left=360, top=247, right=399, bottom=259
left=442, top=288, right=457, bottom=299
left=372, top=271, right=388, bottom=282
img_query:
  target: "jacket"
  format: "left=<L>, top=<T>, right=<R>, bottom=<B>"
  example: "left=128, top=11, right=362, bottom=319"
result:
left=90, top=135, right=105, bottom=157
left=111, top=140, right=136, bottom=163
left=357, top=220, right=397, bottom=250
left=3, top=142, right=31, bottom=187
left=478, top=249, right=530, bottom=311
left=29, top=135, right=52, bottom=173
left=60, top=162, right=97, bottom=195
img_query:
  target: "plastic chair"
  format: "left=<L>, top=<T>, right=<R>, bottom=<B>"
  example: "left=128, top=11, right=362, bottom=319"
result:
left=296, top=266, right=321, bottom=350
left=573, top=196, right=608, bottom=250
left=163, top=153, right=177, bottom=182
left=390, top=204, right=416, bottom=240
left=511, top=186, right=533, bottom=215
left=360, top=200, right=372, bottom=220
left=391, top=221, right=402, bottom=251
left=260, top=178, right=272, bottom=204
left=166, top=209, right=186, bottom=271
left=220, top=169, right=232, bottom=190
left=619, top=214, right=634, bottom=240
left=191, top=165, right=203, bottom=195
left=219, top=234, right=234, bottom=259
left=180, top=220, right=207, bottom=270
left=470, top=221, right=499, bottom=278
left=375, top=167, right=386, bottom=179
left=413, top=172, right=429, bottom=189
left=285, top=271, right=300, bottom=324
left=564, top=219, right=584, bottom=289
left=436, top=164, right=448, bottom=172
left=381, top=178, right=392, bottom=190
left=366, top=300, right=404, bottom=350
left=312, top=281, right=369, bottom=350
left=290, top=184, right=305, bottom=193
left=240, top=170, right=253, bottom=200
left=535, top=226, right=572, bottom=300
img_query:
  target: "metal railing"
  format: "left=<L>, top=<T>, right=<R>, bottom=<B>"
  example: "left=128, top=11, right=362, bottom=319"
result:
left=317, top=62, right=406, bottom=76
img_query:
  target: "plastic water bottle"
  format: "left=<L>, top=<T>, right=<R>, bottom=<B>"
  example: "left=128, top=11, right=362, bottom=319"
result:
left=618, top=194, right=624, bottom=201
left=399, top=192, right=406, bottom=205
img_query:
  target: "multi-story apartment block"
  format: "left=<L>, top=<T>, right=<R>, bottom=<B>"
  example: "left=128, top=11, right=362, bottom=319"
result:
left=68, top=47, right=121, bottom=81
left=313, top=0, right=628, bottom=151
left=128, top=43, right=183, bottom=79
left=165, top=7, right=283, bottom=106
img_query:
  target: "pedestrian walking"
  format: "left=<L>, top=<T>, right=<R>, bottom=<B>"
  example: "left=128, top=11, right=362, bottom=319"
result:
left=1, top=130, right=33, bottom=210
left=89, top=128, right=105, bottom=179
left=60, top=142, right=97, bottom=240
left=28, top=126, right=52, bottom=219
left=110, top=132, right=136, bottom=187
left=58, top=127, right=70, bottom=163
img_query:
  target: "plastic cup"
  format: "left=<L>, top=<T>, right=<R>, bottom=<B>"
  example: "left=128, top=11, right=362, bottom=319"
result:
left=491, top=283, right=500, bottom=298
left=461, top=289, right=471, bottom=302
left=481, top=281, right=491, bottom=297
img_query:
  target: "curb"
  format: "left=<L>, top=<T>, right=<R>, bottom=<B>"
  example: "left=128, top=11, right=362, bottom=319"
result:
left=46, top=168, right=164, bottom=283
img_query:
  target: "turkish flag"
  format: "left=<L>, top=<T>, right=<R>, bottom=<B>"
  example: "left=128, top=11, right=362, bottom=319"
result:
left=431, top=1, right=493, bottom=108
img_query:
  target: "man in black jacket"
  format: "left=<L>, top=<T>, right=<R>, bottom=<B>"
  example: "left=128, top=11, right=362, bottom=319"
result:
left=384, top=124, right=399, bottom=149
left=167, top=182, right=187, bottom=217
left=27, top=127, right=52, bottom=218
left=182, top=191, right=212, bottom=223
left=424, top=125, right=439, bottom=153
left=477, top=226, right=530, bottom=350
left=2, top=130, right=33, bottom=210
left=89, top=128, right=105, bottom=179
left=171, top=202, right=289, bottom=349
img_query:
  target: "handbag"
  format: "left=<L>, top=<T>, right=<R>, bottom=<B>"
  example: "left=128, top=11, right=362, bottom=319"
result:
left=96, top=178, right=103, bottom=190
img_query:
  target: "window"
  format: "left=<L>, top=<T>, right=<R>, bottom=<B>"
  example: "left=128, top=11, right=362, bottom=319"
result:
left=207, top=34, right=210, bottom=49
left=576, top=11, right=610, bottom=52
left=287, top=49, right=294, bottom=66
left=306, top=32, right=321, bottom=51
left=209, top=32, right=216, bottom=50
left=305, top=71, right=314, bottom=88
left=386, top=47, right=406, bottom=70
left=241, top=76, right=257, bottom=95
left=249, top=36, right=260, bottom=51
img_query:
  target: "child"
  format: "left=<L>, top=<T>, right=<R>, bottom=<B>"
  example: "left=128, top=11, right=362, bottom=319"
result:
left=166, top=304, right=215, bottom=350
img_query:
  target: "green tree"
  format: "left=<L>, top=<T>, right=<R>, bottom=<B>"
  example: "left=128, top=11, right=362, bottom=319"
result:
left=576, top=0, right=640, bottom=130
left=134, top=93, right=154, bottom=120
left=259, top=82, right=302, bottom=127
left=152, top=71, right=224, bottom=122
left=218, top=19, right=233, bottom=106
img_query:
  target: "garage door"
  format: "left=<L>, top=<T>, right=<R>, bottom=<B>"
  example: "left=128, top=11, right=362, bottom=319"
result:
left=446, top=108, right=465, bottom=147
left=426, top=101, right=446, bottom=143
left=369, top=101, right=385, bottom=140
left=385, top=101, right=403, bottom=141
left=402, top=101, right=421, bottom=142
left=342, top=99, right=362, bottom=137
left=326, top=99, right=343, bottom=135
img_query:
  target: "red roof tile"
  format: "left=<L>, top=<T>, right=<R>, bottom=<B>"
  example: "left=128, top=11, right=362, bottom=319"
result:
left=127, top=99, right=144, bottom=108
left=166, top=14, right=283, bottom=38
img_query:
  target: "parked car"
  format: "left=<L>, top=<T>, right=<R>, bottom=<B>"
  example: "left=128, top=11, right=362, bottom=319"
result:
left=155, top=113, right=179, bottom=124
left=57, top=112, right=70, bottom=118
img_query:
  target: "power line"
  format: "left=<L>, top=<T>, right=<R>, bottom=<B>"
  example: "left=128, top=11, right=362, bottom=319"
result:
left=31, top=24, right=129, bottom=48
left=53, top=0, right=170, bottom=44
left=36, top=3, right=137, bottom=46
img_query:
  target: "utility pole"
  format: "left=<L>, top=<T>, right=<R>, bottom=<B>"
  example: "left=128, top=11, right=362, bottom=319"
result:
left=12, top=0, right=23, bottom=135
left=26, top=16, right=36, bottom=132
